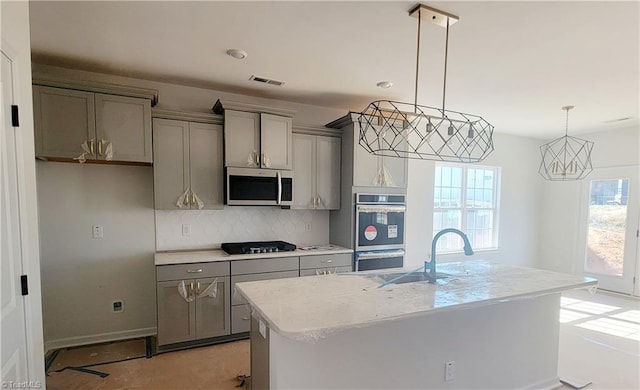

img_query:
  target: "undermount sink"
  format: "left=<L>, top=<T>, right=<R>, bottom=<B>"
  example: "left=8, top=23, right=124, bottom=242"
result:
left=373, top=272, right=451, bottom=285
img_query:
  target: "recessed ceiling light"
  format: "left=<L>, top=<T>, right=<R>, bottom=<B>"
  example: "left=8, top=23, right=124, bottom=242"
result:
left=376, top=81, right=393, bottom=89
left=227, top=49, right=248, bottom=60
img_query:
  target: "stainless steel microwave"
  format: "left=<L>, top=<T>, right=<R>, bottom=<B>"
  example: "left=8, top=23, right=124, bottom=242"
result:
left=225, top=167, right=293, bottom=206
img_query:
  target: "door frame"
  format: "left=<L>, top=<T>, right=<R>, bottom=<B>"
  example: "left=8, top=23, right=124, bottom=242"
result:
left=1, top=30, right=46, bottom=384
left=575, top=165, right=640, bottom=296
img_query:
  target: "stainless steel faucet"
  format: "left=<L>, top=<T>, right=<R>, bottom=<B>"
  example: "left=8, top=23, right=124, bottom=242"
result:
left=424, top=228, right=474, bottom=283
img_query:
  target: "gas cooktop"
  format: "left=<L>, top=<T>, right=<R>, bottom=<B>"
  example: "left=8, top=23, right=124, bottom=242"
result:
left=221, top=240, right=297, bottom=255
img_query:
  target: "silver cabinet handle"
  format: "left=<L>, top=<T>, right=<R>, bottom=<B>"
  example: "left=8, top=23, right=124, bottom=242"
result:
left=189, top=282, right=195, bottom=299
left=190, top=193, right=196, bottom=206
left=241, top=317, right=250, bottom=321
left=254, top=151, right=259, bottom=166
left=88, top=139, right=95, bottom=155
left=276, top=171, right=282, bottom=205
left=186, top=268, right=203, bottom=273
left=196, top=281, right=201, bottom=295
left=320, top=259, right=333, bottom=263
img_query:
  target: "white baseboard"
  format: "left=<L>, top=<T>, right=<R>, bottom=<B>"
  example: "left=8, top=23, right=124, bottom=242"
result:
left=44, top=327, right=157, bottom=354
left=523, top=376, right=562, bottom=390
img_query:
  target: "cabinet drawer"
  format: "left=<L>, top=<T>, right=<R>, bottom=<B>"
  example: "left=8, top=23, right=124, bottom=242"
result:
left=300, top=266, right=352, bottom=277
left=232, top=270, right=299, bottom=305
left=157, top=262, right=230, bottom=281
left=231, top=256, right=299, bottom=275
left=231, top=304, right=252, bottom=334
left=299, top=254, right=352, bottom=270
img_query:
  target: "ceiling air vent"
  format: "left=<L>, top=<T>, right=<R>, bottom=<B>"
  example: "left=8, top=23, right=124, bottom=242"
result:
left=249, top=75, right=285, bottom=87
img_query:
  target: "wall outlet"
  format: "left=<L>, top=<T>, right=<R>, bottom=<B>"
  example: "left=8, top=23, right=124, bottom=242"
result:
left=182, top=224, right=191, bottom=237
left=112, top=300, right=124, bottom=313
left=92, top=225, right=104, bottom=239
left=445, top=361, right=455, bottom=382
left=304, top=222, right=312, bottom=232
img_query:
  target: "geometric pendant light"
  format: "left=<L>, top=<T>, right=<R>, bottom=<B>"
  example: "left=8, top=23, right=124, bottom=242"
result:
left=538, top=106, right=594, bottom=181
left=357, top=3, right=494, bottom=163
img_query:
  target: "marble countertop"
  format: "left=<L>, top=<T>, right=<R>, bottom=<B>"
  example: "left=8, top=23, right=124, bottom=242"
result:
left=235, top=260, right=597, bottom=341
left=154, top=244, right=353, bottom=266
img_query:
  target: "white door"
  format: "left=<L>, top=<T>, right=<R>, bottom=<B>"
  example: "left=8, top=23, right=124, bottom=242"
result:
left=1, top=48, right=29, bottom=386
left=578, top=166, right=640, bottom=295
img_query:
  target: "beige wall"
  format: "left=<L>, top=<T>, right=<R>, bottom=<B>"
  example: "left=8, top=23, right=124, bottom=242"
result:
left=537, top=125, right=640, bottom=274
left=405, top=132, right=543, bottom=268
left=36, top=162, right=156, bottom=350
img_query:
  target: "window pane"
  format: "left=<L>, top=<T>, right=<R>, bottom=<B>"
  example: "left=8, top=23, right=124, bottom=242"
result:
left=451, top=188, right=461, bottom=207
left=452, top=167, right=462, bottom=188
left=585, top=179, right=629, bottom=276
left=483, top=189, right=493, bottom=207
left=475, top=169, right=484, bottom=188
left=443, top=167, right=451, bottom=187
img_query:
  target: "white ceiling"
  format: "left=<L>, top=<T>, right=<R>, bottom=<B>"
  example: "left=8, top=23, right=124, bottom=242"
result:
left=29, top=1, right=639, bottom=138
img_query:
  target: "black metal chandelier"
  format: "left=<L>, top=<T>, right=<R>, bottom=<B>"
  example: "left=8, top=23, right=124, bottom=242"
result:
left=539, top=106, right=594, bottom=181
left=358, top=4, right=494, bottom=163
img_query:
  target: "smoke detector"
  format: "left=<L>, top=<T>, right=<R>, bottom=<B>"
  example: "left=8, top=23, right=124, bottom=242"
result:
left=227, top=49, right=248, bottom=60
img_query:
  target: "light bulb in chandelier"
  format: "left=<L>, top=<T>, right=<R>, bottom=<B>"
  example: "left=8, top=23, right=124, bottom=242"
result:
left=467, top=123, right=474, bottom=139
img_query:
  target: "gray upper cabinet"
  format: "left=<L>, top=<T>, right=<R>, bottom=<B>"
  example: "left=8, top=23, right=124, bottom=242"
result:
left=293, top=134, right=341, bottom=210
left=224, top=109, right=292, bottom=170
left=95, top=93, right=152, bottom=162
left=153, top=118, right=223, bottom=210
left=33, top=85, right=152, bottom=162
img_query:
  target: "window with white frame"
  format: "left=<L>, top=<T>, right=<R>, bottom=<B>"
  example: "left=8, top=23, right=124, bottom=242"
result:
left=433, top=163, right=501, bottom=252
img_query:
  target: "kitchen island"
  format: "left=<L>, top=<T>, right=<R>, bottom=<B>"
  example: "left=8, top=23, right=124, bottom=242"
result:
left=235, top=260, right=597, bottom=389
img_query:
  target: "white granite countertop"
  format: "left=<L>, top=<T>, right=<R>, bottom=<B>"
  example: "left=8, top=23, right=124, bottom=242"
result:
left=154, top=244, right=353, bottom=266
left=235, top=260, right=597, bottom=341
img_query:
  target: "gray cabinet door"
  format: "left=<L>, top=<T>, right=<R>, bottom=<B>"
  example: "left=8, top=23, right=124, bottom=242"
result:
left=33, top=85, right=95, bottom=159
left=316, top=136, right=341, bottom=209
left=260, top=113, right=292, bottom=169
left=189, top=122, right=223, bottom=210
left=224, top=110, right=260, bottom=168
left=292, top=133, right=316, bottom=209
left=157, top=280, right=195, bottom=345
left=195, top=277, right=231, bottom=339
left=152, top=119, right=189, bottom=209
left=95, top=93, right=152, bottom=162
left=231, top=304, right=251, bottom=334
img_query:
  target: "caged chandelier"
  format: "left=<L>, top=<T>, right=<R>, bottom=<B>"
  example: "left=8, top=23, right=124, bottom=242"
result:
left=538, top=106, right=594, bottom=181
left=358, top=4, right=494, bottom=163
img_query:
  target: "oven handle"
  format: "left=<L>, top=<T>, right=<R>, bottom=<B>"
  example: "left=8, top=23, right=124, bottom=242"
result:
left=357, top=205, right=406, bottom=213
left=276, top=171, right=282, bottom=205
left=356, top=250, right=405, bottom=260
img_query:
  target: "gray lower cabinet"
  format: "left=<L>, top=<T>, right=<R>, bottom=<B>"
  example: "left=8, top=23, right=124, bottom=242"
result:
left=299, top=253, right=352, bottom=276
left=230, top=256, right=299, bottom=334
left=156, top=262, right=230, bottom=346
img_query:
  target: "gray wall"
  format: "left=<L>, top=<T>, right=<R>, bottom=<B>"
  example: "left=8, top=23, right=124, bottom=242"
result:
left=37, top=162, right=156, bottom=350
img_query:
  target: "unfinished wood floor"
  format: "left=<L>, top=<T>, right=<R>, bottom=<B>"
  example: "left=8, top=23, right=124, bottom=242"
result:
left=46, top=339, right=250, bottom=390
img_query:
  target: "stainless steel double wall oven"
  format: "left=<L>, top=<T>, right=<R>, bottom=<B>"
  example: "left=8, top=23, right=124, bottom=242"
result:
left=354, top=193, right=406, bottom=271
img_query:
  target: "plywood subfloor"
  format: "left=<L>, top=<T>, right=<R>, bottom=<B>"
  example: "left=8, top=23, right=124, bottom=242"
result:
left=49, top=339, right=147, bottom=372
left=46, top=339, right=250, bottom=390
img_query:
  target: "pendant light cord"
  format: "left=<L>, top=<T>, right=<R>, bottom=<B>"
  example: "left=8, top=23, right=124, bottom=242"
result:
left=442, top=17, right=450, bottom=112
left=414, top=9, right=421, bottom=112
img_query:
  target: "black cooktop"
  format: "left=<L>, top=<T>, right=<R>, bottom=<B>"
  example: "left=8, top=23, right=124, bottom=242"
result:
left=221, top=240, right=297, bottom=255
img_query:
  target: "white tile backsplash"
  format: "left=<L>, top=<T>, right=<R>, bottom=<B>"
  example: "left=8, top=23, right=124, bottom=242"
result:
left=155, top=207, right=330, bottom=251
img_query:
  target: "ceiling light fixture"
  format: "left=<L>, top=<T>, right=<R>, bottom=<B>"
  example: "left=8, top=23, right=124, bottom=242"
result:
left=357, top=4, right=494, bottom=163
left=539, top=106, right=594, bottom=181
left=227, top=49, right=248, bottom=60
left=376, top=81, right=393, bottom=89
